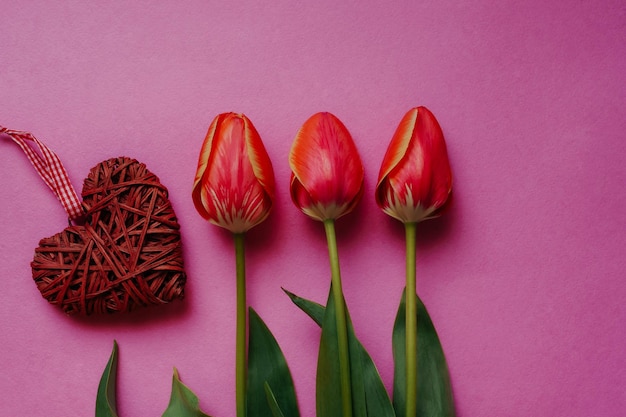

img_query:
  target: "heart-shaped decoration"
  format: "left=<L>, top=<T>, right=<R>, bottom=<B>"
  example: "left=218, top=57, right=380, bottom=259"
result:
left=31, top=157, right=186, bottom=315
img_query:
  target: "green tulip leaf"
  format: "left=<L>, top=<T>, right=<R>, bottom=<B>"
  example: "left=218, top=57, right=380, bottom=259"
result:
left=393, top=288, right=455, bottom=417
left=356, top=334, right=397, bottom=417
left=315, top=286, right=349, bottom=417
left=282, top=288, right=324, bottom=326
left=264, top=382, right=287, bottom=417
left=286, top=288, right=395, bottom=417
left=247, top=308, right=300, bottom=417
left=96, top=341, right=119, bottom=417
left=161, top=368, right=211, bottom=417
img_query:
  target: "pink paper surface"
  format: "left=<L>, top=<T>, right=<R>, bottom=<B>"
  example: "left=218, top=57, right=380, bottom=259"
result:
left=1, top=1, right=625, bottom=416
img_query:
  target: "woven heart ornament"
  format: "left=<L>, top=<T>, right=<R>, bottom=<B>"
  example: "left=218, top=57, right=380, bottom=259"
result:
left=1, top=127, right=186, bottom=315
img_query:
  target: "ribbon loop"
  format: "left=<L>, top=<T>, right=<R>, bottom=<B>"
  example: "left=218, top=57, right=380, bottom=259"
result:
left=1, top=126, right=84, bottom=221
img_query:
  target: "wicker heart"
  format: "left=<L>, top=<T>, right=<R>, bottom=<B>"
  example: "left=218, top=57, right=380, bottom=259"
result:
left=31, top=157, right=186, bottom=315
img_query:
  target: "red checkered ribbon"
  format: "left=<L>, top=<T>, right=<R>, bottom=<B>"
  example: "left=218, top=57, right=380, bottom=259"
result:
left=1, top=126, right=84, bottom=221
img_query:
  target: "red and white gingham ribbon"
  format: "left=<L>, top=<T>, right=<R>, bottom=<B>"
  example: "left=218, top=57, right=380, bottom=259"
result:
left=1, top=126, right=84, bottom=221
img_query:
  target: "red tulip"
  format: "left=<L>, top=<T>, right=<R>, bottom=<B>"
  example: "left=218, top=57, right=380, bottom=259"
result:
left=376, top=106, right=452, bottom=223
left=192, top=113, right=275, bottom=233
left=289, top=112, right=364, bottom=221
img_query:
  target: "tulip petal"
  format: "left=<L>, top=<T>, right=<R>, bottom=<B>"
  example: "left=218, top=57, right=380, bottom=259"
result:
left=393, top=107, right=450, bottom=211
left=290, top=173, right=355, bottom=221
left=376, top=108, right=418, bottom=192
left=416, top=107, right=452, bottom=208
left=243, top=116, right=275, bottom=200
left=192, top=114, right=221, bottom=219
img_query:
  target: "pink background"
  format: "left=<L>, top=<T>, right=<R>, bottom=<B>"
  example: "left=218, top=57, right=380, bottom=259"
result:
left=1, top=1, right=625, bottom=416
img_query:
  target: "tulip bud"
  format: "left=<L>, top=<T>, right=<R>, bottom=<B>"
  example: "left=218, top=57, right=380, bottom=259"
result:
left=376, top=106, right=452, bottom=223
left=192, top=113, right=275, bottom=233
left=289, top=112, right=364, bottom=221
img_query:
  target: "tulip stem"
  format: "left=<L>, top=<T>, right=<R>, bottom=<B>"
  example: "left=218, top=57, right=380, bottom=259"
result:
left=323, top=219, right=353, bottom=417
left=405, top=222, right=418, bottom=417
left=234, top=233, right=247, bottom=417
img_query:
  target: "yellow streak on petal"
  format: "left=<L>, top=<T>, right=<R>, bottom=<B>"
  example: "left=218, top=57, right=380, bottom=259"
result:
left=192, top=114, right=222, bottom=219
left=243, top=115, right=275, bottom=200
left=376, top=108, right=418, bottom=189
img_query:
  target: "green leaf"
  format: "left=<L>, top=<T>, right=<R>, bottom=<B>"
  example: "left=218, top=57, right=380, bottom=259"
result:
left=282, top=288, right=324, bottom=326
left=247, top=308, right=300, bottom=417
left=356, top=335, right=396, bottom=417
left=96, top=341, right=119, bottom=417
left=286, top=288, right=395, bottom=417
left=264, top=382, right=286, bottom=417
left=161, top=368, right=211, bottom=417
left=392, top=288, right=455, bottom=417
left=315, top=286, right=348, bottom=417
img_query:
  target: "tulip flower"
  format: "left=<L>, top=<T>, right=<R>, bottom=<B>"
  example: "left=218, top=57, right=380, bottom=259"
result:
left=192, top=112, right=275, bottom=417
left=375, top=106, right=452, bottom=224
left=192, top=112, right=275, bottom=234
left=289, top=112, right=364, bottom=417
left=376, top=106, right=452, bottom=417
left=290, top=112, right=364, bottom=222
